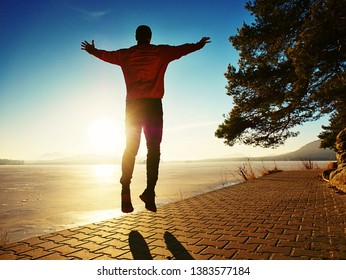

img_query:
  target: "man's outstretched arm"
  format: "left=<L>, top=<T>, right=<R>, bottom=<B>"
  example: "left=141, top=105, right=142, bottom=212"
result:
left=81, top=40, right=96, bottom=54
left=197, top=37, right=211, bottom=48
left=167, top=36, right=211, bottom=61
left=81, top=40, right=122, bottom=65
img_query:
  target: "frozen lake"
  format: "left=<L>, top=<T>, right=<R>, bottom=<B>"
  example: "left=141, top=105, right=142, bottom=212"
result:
left=0, top=161, right=328, bottom=242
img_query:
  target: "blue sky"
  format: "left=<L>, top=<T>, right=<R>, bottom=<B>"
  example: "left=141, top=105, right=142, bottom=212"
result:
left=0, top=0, right=329, bottom=161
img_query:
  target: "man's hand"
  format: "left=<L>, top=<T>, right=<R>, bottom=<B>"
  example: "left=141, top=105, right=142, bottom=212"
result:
left=81, top=40, right=96, bottom=53
left=198, top=37, right=211, bottom=47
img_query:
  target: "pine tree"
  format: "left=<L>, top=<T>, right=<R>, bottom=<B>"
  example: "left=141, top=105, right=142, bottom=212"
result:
left=215, top=0, right=345, bottom=150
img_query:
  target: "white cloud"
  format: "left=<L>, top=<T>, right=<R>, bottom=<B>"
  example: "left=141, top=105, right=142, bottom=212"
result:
left=65, top=4, right=110, bottom=20
left=83, top=10, right=110, bottom=20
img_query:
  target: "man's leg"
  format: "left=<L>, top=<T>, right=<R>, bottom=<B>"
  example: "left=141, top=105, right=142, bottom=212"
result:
left=120, top=101, right=142, bottom=213
left=120, top=127, right=141, bottom=188
left=145, top=126, right=162, bottom=191
left=140, top=99, right=163, bottom=212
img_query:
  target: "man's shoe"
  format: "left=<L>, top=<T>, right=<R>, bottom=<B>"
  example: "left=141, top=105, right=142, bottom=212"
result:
left=121, top=189, right=134, bottom=213
left=139, top=189, right=157, bottom=213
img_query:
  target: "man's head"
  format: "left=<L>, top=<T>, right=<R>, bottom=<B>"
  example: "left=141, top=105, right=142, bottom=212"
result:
left=136, top=25, right=152, bottom=44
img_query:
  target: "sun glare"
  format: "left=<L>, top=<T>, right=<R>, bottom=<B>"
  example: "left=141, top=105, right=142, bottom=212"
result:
left=88, top=119, right=124, bottom=153
left=91, top=164, right=117, bottom=178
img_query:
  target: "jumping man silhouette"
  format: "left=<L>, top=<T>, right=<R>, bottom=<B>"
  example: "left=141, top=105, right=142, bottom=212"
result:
left=81, top=25, right=211, bottom=213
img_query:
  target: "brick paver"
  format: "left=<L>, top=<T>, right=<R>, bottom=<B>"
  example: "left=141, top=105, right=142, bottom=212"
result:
left=1, top=171, right=345, bottom=260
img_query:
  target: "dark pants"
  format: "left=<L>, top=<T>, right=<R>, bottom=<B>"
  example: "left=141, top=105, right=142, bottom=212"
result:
left=120, top=99, right=163, bottom=191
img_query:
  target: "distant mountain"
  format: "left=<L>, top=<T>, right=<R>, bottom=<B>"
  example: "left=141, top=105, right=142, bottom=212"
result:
left=28, top=154, right=122, bottom=165
left=28, top=153, right=148, bottom=165
left=196, top=140, right=336, bottom=162
left=0, top=159, right=25, bottom=165
left=259, top=140, right=336, bottom=161
left=27, top=140, right=336, bottom=165
left=36, top=152, right=65, bottom=160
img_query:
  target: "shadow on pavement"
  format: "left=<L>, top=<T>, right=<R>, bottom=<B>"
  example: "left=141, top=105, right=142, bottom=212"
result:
left=129, top=230, right=153, bottom=260
left=164, top=231, right=194, bottom=260
left=128, top=230, right=194, bottom=260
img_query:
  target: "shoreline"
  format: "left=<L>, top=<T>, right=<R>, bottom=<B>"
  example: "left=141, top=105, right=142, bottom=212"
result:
left=0, top=161, right=328, bottom=243
left=2, top=170, right=344, bottom=261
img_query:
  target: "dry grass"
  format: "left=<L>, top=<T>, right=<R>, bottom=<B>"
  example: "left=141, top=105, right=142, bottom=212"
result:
left=261, top=166, right=283, bottom=176
left=235, top=159, right=256, bottom=181
left=0, top=230, right=10, bottom=248
left=231, top=160, right=284, bottom=182
left=300, top=157, right=315, bottom=170
left=260, top=161, right=283, bottom=176
left=218, top=169, right=230, bottom=186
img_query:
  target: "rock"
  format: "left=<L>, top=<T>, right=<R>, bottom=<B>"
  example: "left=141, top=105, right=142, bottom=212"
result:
left=327, top=161, right=338, bottom=169
left=329, top=168, right=346, bottom=193
left=329, top=128, right=346, bottom=192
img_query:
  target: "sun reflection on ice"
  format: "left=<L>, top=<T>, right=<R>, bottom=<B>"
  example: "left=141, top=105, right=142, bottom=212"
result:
left=90, top=164, right=119, bottom=182
left=77, top=209, right=124, bottom=224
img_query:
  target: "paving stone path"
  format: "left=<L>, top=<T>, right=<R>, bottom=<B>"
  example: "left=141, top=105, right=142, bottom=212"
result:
left=1, top=170, right=345, bottom=260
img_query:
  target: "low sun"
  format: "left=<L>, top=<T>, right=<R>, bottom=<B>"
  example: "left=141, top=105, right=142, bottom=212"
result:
left=88, top=119, right=125, bottom=154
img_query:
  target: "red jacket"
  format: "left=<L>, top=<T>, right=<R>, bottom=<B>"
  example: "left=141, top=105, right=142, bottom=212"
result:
left=91, top=43, right=203, bottom=100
